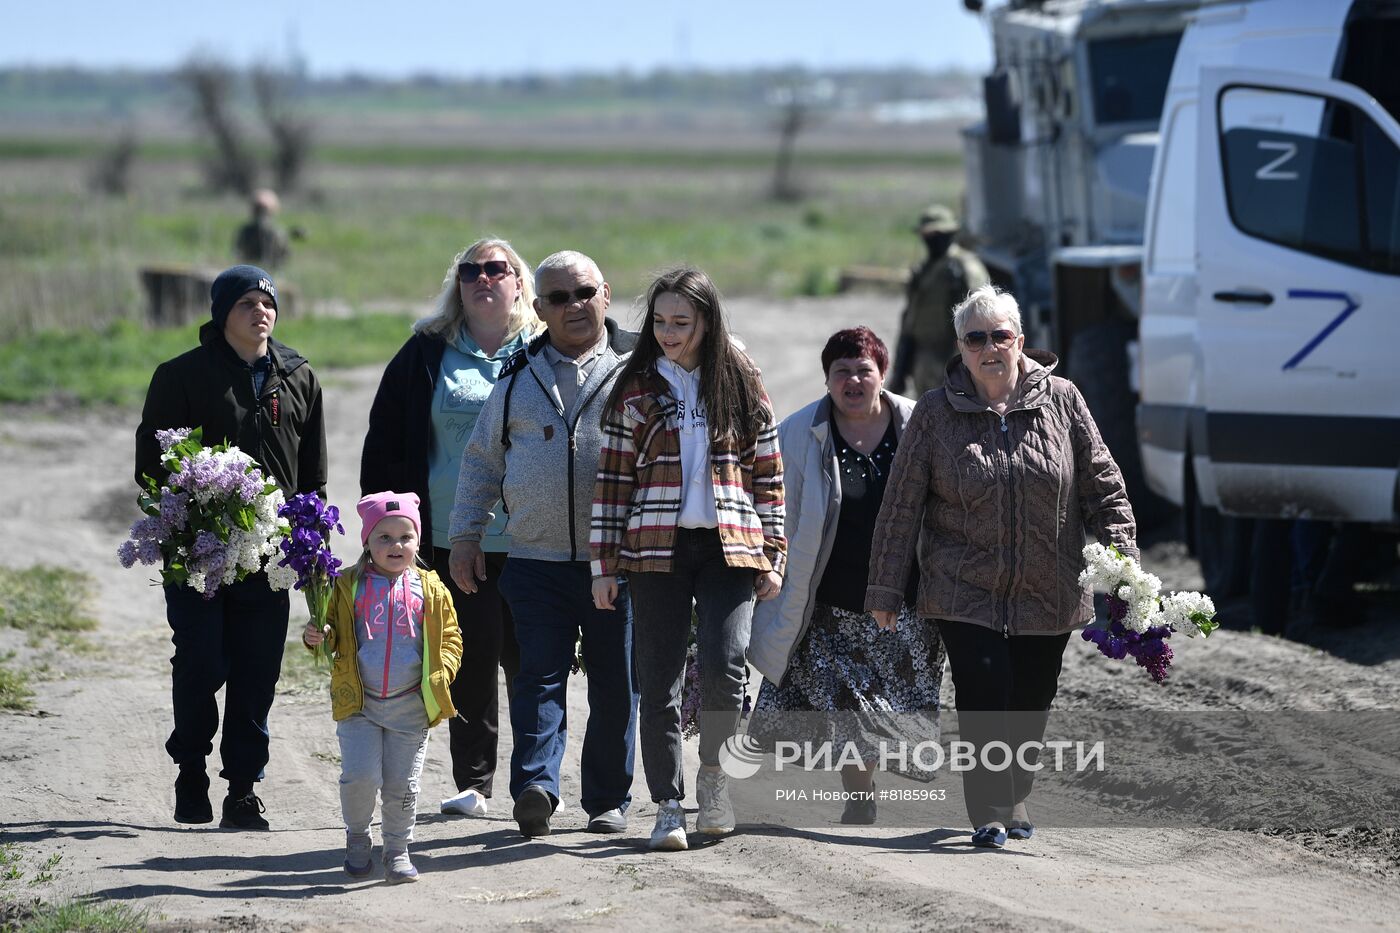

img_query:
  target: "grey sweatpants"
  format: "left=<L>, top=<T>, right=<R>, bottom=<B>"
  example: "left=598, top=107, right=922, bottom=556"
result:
left=337, top=692, right=430, bottom=851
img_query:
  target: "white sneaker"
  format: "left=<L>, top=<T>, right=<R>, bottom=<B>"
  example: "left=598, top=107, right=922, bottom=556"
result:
left=695, top=768, right=734, bottom=835
left=649, top=799, right=688, bottom=851
left=440, top=788, right=489, bottom=817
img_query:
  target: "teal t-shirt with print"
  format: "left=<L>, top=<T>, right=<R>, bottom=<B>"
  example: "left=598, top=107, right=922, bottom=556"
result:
left=428, top=329, right=526, bottom=551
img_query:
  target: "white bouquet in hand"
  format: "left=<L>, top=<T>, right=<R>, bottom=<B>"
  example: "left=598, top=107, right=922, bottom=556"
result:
left=1078, top=543, right=1218, bottom=684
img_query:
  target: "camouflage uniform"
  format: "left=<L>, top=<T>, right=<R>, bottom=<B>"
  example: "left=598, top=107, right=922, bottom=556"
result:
left=233, top=190, right=290, bottom=269
left=234, top=216, right=289, bottom=269
left=891, top=206, right=989, bottom=396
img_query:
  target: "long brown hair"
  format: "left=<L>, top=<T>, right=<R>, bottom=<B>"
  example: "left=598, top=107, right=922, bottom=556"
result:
left=602, top=266, right=770, bottom=443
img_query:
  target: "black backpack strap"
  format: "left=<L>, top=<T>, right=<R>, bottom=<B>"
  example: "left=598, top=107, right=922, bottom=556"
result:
left=500, top=372, right=517, bottom=451
left=497, top=339, right=539, bottom=453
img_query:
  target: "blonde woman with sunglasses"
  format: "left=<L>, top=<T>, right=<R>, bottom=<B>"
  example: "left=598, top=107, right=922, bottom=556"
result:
left=866, top=284, right=1138, bottom=849
left=361, top=237, right=544, bottom=820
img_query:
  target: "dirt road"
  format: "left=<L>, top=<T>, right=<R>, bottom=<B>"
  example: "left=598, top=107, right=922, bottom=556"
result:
left=2, top=295, right=1397, bottom=931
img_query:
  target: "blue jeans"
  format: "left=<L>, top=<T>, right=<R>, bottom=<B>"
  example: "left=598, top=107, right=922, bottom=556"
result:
left=498, top=558, right=637, bottom=816
left=164, top=573, right=290, bottom=785
left=628, top=528, right=755, bottom=802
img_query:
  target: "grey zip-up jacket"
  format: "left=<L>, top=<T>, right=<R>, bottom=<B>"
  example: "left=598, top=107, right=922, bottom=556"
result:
left=449, top=320, right=636, bottom=562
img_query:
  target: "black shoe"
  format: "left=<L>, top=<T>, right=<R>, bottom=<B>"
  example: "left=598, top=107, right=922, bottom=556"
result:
left=174, top=770, right=212, bottom=825
left=840, top=793, right=877, bottom=825
left=513, top=785, right=556, bottom=838
left=220, top=792, right=269, bottom=831
left=971, top=825, right=1007, bottom=848
left=1007, top=821, right=1034, bottom=841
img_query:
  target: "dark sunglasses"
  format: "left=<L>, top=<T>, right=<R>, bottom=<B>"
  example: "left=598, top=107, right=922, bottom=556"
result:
left=961, top=329, right=1018, bottom=351
left=459, top=259, right=514, bottom=281
left=542, top=285, right=599, bottom=306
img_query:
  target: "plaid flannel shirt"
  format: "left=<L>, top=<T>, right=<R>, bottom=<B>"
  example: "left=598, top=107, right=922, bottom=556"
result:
left=591, top=371, right=786, bottom=579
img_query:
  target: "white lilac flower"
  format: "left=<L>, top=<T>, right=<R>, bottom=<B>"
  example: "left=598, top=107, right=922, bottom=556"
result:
left=1079, top=542, right=1130, bottom=592
left=266, top=562, right=298, bottom=592
left=1161, top=591, right=1217, bottom=635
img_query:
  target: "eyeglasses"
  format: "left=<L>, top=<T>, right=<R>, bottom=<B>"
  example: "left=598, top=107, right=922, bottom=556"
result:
left=961, top=329, right=1018, bottom=351
left=542, top=285, right=599, bottom=306
left=459, top=260, right=514, bottom=282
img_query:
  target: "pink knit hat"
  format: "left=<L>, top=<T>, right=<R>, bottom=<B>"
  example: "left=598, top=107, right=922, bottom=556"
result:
left=356, top=491, right=421, bottom=546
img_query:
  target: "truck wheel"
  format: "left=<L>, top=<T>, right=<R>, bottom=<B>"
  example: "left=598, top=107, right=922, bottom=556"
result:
left=1067, top=320, right=1175, bottom=533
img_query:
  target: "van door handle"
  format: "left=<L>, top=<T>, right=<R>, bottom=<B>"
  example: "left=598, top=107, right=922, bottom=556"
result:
left=1212, top=290, right=1274, bottom=306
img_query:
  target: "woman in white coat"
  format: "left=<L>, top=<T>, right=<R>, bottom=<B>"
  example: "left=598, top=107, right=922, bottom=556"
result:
left=747, top=326, right=945, bottom=824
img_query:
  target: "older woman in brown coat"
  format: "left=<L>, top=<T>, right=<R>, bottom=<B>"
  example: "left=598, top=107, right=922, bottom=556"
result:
left=866, top=284, right=1136, bottom=848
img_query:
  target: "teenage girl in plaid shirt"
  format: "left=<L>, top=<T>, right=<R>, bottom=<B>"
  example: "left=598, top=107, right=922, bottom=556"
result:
left=590, top=266, right=785, bottom=851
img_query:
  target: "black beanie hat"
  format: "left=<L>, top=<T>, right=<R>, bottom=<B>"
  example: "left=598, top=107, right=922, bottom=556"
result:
left=210, top=265, right=278, bottom=330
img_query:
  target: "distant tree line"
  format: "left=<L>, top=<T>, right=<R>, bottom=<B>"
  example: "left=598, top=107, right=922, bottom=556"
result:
left=0, top=64, right=977, bottom=115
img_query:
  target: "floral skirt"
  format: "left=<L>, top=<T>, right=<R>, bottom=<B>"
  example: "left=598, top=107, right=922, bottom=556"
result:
left=746, top=602, right=945, bottom=781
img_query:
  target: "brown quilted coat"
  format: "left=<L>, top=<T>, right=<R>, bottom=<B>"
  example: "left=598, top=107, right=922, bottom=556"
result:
left=865, top=350, right=1137, bottom=636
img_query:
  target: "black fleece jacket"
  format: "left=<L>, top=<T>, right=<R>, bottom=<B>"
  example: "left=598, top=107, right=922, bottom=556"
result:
left=359, top=331, right=447, bottom=547
left=135, top=322, right=327, bottom=498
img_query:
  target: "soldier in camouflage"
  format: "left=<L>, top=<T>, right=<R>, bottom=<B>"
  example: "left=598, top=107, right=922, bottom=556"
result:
left=890, top=205, right=990, bottom=396
left=233, top=189, right=290, bottom=270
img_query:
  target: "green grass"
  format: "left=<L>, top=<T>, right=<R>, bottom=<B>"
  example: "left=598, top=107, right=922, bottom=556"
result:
left=0, top=142, right=961, bottom=345
left=0, top=895, right=148, bottom=932
left=0, top=136, right=963, bottom=172
left=0, top=313, right=417, bottom=406
left=0, top=655, right=34, bottom=712
left=0, top=567, right=98, bottom=636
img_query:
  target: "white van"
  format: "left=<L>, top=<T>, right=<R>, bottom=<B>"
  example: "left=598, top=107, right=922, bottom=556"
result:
left=1137, top=0, right=1400, bottom=564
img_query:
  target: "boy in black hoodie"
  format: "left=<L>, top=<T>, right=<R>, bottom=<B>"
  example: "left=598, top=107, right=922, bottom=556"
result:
left=135, top=264, right=327, bottom=830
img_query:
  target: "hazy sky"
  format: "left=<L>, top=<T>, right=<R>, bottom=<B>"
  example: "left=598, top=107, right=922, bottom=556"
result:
left=2, top=1, right=993, bottom=77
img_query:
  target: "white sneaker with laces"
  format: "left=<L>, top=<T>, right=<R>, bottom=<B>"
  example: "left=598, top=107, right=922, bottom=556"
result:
left=440, top=788, right=489, bottom=817
left=695, top=767, right=734, bottom=835
left=649, top=799, right=688, bottom=851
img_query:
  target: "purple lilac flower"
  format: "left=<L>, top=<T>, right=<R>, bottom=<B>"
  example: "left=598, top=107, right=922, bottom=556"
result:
left=130, top=514, right=169, bottom=545
left=158, top=491, right=190, bottom=529
left=234, top=471, right=264, bottom=503
left=154, top=428, right=191, bottom=450
left=1107, top=594, right=1128, bottom=625
left=117, top=540, right=138, bottom=568
left=134, top=536, right=163, bottom=565
left=1083, top=615, right=1177, bottom=682
left=192, top=530, right=222, bottom=559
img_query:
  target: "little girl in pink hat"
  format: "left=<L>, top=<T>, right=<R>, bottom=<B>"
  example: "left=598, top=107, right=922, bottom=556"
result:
left=303, top=492, right=462, bottom=883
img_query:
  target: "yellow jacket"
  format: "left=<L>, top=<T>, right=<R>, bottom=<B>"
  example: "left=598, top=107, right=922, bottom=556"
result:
left=317, top=565, right=461, bottom=726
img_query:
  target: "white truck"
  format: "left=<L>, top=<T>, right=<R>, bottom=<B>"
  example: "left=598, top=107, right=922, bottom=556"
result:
left=960, top=0, right=1202, bottom=529
left=1136, top=0, right=1400, bottom=587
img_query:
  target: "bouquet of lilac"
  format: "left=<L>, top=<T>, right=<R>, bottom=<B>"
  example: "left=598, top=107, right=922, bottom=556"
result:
left=1078, top=543, right=1218, bottom=684
left=272, top=493, right=345, bottom=666
left=119, top=427, right=288, bottom=599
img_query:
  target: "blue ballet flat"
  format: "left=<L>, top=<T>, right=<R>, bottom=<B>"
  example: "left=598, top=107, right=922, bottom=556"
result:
left=971, top=825, right=1007, bottom=848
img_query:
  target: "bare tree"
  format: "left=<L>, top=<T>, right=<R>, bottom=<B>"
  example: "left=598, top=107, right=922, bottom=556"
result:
left=89, top=130, right=138, bottom=196
left=771, top=94, right=810, bottom=202
left=179, top=60, right=257, bottom=196
left=251, top=66, right=314, bottom=193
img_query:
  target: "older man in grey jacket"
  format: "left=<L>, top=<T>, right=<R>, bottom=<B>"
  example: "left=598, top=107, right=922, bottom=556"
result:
left=449, top=250, right=639, bottom=839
